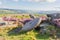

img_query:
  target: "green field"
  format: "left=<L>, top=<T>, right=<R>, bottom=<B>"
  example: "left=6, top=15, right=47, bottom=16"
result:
left=0, top=25, right=57, bottom=40
left=0, top=14, right=59, bottom=40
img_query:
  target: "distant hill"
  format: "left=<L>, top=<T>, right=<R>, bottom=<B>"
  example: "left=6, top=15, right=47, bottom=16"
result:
left=0, top=8, right=38, bottom=14
left=38, top=11, right=60, bottom=14
left=0, top=8, right=60, bottom=14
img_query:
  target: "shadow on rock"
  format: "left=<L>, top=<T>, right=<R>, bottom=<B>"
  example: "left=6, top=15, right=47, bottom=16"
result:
left=7, top=27, right=30, bottom=36
left=7, top=27, right=22, bottom=36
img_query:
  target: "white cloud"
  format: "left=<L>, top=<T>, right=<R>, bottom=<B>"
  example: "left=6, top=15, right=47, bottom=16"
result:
left=13, top=0, right=19, bottom=2
left=22, top=0, right=56, bottom=3
left=34, top=0, right=46, bottom=2
left=46, top=0, right=56, bottom=3
left=12, top=0, right=56, bottom=3
left=23, top=0, right=45, bottom=2
left=34, top=0, right=41, bottom=2
left=0, top=1, right=2, bottom=5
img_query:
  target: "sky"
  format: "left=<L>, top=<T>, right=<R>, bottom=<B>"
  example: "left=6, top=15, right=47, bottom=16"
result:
left=0, top=0, right=60, bottom=11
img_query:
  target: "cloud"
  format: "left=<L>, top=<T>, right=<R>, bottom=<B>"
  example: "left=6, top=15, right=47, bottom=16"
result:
left=13, top=0, right=19, bottom=2
left=0, top=1, right=2, bottom=5
left=22, top=0, right=56, bottom=3
left=46, top=0, right=56, bottom=3
left=12, top=0, right=56, bottom=3
left=22, top=0, right=45, bottom=2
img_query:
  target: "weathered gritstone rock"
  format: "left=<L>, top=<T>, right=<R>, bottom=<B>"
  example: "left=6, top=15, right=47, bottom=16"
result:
left=20, top=18, right=42, bottom=32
